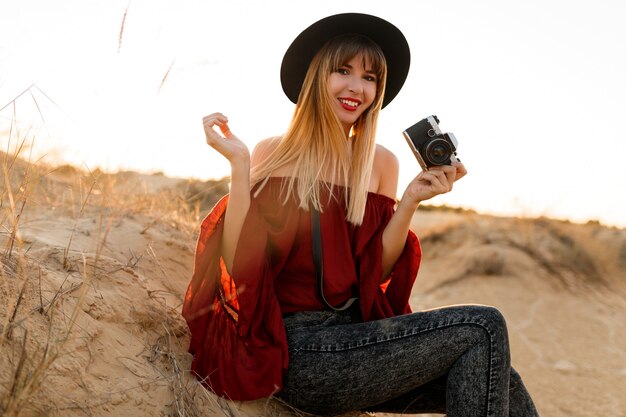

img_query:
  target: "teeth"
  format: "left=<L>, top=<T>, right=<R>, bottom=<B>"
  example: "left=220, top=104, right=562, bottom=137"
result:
left=340, top=99, right=359, bottom=107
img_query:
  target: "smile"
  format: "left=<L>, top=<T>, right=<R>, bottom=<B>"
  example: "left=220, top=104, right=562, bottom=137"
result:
left=338, top=98, right=361, bottom=111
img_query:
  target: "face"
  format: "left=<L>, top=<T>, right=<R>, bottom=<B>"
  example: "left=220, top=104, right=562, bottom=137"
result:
left=327, top=53, right=378, bottom=133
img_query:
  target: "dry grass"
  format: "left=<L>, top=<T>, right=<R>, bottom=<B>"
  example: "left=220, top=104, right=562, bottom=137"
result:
left=0, top=124, right=92, bottom=416
left=0, top=121, right=306, bottom=416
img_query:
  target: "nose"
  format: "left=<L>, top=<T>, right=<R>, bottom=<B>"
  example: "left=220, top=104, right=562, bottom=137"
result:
left=348, top=76, right=364, bottom=94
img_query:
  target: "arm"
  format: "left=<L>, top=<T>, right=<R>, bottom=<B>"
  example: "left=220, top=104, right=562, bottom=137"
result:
left=375, top=147, right=410, bottom=280
left=378, top=148, right=467, bottom=279
left=222, top=161, right=250, bottom=275
left=202, top=113, right=250, bottom=274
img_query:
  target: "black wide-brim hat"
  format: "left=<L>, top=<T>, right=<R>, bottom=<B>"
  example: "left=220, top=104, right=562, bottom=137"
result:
left=280, top=13, right=410, bottom=109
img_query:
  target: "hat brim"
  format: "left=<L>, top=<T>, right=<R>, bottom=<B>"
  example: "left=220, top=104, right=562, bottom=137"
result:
left=280, top=13, right=410, bottom=109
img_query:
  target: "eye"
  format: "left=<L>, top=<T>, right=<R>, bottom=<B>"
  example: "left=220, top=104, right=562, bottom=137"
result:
left=335, top=67, right=349, bottom=75
left=364, top=75, right=377, bottom=82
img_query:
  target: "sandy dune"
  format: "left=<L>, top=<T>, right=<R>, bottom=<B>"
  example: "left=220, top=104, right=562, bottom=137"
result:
left=1, top=160, right=624, bottom=417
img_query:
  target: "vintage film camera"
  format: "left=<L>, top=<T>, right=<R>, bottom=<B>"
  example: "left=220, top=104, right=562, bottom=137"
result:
left=403, top=115, right=459, bottom=171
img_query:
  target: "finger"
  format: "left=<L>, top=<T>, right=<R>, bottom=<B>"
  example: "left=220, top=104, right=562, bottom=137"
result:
left=441, top=165, right=457, bottom=188
left=203, top=114, right=230, bottom=144
left=203, top=123, right=224, bottom=145
left=427, top=168, right=451, bottom=191
left=422, top=170, right=448, bottom=193
left=432, top=165, right=457, bottom=189
left=452, top=161, right=468, bottom=180
left=202, top=113, right=228, bottom=127
left=219, top=122, right=235, bottom=139
left=432, top=163, right=455, bottom=177
left=203, top=119, right=227, bottom=129
left=202, top=112, right=227, bottom=120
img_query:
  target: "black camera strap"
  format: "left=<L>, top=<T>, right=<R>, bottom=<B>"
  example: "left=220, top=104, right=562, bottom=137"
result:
left=311, top=208, right=359, bottom=311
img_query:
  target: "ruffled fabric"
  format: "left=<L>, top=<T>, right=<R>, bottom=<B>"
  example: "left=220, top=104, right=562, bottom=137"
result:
left=182, top=178, right=421, bottom=401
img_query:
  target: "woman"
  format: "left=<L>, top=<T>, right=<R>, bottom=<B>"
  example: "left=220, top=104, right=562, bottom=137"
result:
left=182, top=12, right=540, bottom=416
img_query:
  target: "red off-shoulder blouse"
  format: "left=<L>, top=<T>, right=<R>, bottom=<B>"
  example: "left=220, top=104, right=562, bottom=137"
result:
left=182, top=177, right=421, bottom=401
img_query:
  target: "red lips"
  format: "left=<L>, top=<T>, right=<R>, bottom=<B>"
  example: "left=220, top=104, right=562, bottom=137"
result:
left=338, top=97, right=361, bottom=111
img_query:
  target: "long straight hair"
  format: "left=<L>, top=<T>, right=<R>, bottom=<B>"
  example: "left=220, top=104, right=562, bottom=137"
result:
left=251, top=34, right=388, bottom=225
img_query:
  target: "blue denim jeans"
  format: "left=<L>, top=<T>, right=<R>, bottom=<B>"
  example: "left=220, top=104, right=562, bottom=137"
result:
left=279, top=304, right=540, bottom=416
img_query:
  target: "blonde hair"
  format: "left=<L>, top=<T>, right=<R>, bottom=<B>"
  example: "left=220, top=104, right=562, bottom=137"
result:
left=251, top=34, right=387, bottom=225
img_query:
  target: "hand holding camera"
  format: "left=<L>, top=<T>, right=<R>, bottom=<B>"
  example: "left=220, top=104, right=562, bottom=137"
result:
left=401, top=115, right=467, bottom=205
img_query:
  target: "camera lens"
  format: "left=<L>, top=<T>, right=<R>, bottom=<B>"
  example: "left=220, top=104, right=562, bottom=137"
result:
left=424, top=138, right=452, bottom=165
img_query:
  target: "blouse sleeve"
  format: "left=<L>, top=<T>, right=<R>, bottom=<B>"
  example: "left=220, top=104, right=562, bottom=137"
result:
left=181, top=193, right=288, bottom=401
left=353, top=195, right=422, bottom=322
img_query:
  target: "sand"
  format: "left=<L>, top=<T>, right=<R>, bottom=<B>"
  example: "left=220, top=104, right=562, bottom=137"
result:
left=1, top=161, right=624, bottom=417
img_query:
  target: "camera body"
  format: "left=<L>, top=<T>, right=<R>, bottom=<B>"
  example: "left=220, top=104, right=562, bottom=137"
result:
left=403, top=115, right=459, bottom=171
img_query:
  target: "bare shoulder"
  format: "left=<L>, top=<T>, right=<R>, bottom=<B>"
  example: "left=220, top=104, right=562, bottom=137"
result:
left=251, top=136, right=281, bottom=167
left=373, top=144, right=399, bottom=200
left=374, top=144, right=398, bottom=166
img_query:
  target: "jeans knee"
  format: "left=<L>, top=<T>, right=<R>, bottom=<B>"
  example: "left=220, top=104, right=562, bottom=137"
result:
left=475, top=305, right=508, bottom=333
left=476, top=306, right=511, bottom=363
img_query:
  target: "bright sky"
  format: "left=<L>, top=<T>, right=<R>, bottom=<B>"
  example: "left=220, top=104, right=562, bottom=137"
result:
left=1, top=0, right=625, bottom=228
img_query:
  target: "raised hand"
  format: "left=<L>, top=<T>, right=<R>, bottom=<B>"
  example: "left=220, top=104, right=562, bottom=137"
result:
left=202, top=112, right=250, bottom=166
left=403, top=161, right=467, bottom=206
